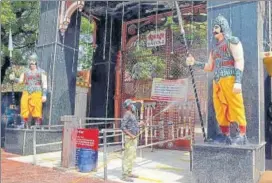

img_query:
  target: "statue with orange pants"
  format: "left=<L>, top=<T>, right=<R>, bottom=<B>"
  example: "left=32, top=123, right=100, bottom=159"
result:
left=9, top=54, right=47, bottom=129
left=186, top=15, right=247, bottom=145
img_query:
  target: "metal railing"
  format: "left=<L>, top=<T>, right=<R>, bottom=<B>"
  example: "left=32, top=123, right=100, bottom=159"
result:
left=101, top=124, right=192, bottom=180
left=32, top=125, right=64, bottom=165
left=32, top=117, right=121, bottom=165
left=102, top=129, right=124, bottom=180
left=32, top=116, right=193, bottom=180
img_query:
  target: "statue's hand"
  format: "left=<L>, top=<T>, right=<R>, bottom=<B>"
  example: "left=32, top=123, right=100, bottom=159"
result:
left=9, top=72, right=15, bottom=81
left=233, top=83, right=242, bottom=94
left=42, top=96, right=47, bottom=103
left=186, top=54, right=195, bottom=66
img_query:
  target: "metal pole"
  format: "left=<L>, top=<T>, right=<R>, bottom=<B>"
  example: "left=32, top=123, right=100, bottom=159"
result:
left=172, top=124, right=174, bottom=140
left=207, top=1, right=244, bottom=10
left=150, top=107, right=153, bottom=152
left=113, top=123, right=116, bottom=137
left=137, top=136, right=186, bottom=149
left=145, top=126, right=148, bottom=146
left=151, top=126, right=153, bottom=152
left=103, top=130, right=108, bottom=180
left=175, top=1, right=207, bottom=141
left=269, top=1, right=271, bottom=52
left=79, top=118, right=82, bottom=128
left=190, top=150, right=192, bottom=171
left=33, top=126, right=37, bottom=165
left=22, top=130, right=27, bottom=155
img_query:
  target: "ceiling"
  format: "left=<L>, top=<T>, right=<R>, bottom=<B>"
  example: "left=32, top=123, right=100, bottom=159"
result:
left=82, top=1, right=206, bottom=21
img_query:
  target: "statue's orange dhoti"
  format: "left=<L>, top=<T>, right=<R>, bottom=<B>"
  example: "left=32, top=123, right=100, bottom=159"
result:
left=187, top=15, right=247, bottom=145
left=20, top=91, right=43, bottom=120
left=10, top=54, right=47, bottom=129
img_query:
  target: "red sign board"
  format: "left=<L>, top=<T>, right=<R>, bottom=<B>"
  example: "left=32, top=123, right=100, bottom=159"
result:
left=146, top=30, right=166, bottom=47
left=76, top=128, right=99, bottom=151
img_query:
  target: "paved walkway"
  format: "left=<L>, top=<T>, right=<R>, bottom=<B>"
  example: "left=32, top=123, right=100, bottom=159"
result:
left=1, top=150, right=117, bottom=183
left=2, top=127, right=206, bottom=183
left=3, top=148, right=192, bottom=183
left=7, top=126, right=271, bottom=183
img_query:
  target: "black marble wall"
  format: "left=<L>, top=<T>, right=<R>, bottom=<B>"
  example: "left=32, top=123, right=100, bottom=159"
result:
left=89, top=17, right=122, bottom=118
left=36, top=1, right=81, bottom=125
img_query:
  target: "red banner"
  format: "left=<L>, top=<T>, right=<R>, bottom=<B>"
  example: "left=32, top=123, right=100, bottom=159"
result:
left=76, top=128, right=99, bottom=150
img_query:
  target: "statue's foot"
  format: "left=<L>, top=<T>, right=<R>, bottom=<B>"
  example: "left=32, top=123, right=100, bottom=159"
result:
left=35, top=124, right=41, bottom=129
left=35, top=123, right=45, bottom=130
left=25, top=123, right=30, bottom=129
left=17, top=123, right=25, bottom=129
left=34, top=118, right=42, bottom=130
left=228, top=135, right=247, bottom=145
left=228, top=122, right=247, bottom=145
left=204, top=134, right=229, bottom=144
left=205, top=135, right=247, bottom=145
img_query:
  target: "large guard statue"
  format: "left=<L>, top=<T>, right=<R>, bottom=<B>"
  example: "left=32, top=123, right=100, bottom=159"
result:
left=9, top=54, right=47, bottom=129
left=186, top=15, right=247, bottom=145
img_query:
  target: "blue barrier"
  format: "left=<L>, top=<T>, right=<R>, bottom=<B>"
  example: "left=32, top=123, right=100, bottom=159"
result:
left=77, top=148, right=98, bottom=173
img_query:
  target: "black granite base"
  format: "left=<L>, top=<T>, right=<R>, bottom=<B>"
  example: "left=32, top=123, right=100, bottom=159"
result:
left=4, top=128, right=62, bottom=155
left=192, top=143, right=266, bottom=183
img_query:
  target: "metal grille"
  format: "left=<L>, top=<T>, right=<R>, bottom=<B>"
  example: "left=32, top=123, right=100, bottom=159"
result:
left=120, top=8, right=207, bottom=148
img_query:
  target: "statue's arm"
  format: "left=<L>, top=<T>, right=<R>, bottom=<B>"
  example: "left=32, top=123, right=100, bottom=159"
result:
left=204, top=52, right=215, bottom=72
left=229, top=42, right=244, bottom=84
left=193, top=52, right=215, bottom=72
left=14, top=73, right=25, bottom=84
left=41, top=72, right=48, bottom=97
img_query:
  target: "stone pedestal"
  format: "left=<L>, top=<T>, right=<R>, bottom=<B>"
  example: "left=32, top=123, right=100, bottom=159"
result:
left=4, top=128, right=62, bottom=155
left=192, top=143, right=266, bottom=183
left=192, top=1, right=267, bottom=182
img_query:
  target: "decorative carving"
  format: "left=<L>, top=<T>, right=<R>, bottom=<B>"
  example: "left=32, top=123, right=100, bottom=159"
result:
left=59, top=1, right=85, bottom=35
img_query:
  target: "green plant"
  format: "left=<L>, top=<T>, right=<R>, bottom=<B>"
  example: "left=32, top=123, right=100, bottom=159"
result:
left=127, top=47, right=166, bottom=80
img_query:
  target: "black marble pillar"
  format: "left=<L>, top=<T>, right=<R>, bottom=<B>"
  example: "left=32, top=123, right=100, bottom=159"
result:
left=89, top=17, right=121, bottom=118
left=265, top=76, right=272, bottom=159
left=263, top=2, right=272, bottom=159
left=193, top=2, right=266, bottom=182
left=36, top=1, right=81, bottom=125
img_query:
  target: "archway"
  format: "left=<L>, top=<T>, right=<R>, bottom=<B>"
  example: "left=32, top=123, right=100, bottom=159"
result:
left=37, top=1, right=207, bottom=125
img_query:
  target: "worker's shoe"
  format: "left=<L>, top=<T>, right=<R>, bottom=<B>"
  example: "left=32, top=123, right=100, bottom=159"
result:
left=128, top=174, right=139, bottom=178
left=121, top=177, right=134, bottom=182
left=205, top=133, right=229, bottom=144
